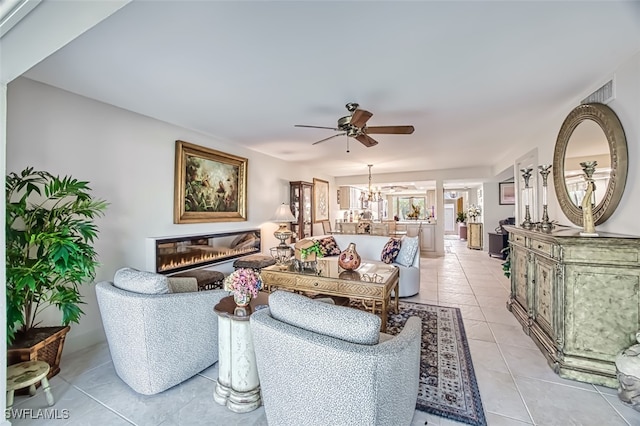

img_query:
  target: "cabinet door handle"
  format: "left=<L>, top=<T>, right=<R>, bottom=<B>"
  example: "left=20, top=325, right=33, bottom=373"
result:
left=537, top=244, right=544, bottom=250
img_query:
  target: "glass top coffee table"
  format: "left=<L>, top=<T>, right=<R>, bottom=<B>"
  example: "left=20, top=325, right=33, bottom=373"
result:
left=261, top=258, right=399, bottom=332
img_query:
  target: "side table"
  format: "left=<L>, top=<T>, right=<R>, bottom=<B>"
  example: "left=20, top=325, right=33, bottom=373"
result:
left=172, top=269, right=224, bottom=291
left=233, top=254, right=276, bottom=271
left=7, top=361, right=55, bottom=409
left=213, top=292, right=269, bottom=413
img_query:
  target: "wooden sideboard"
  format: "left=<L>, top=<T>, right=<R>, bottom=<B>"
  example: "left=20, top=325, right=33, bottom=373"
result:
left=504, top=225, right=640, bottom=387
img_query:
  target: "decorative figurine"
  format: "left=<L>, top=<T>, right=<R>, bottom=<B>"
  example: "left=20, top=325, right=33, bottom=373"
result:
left=579, top=161, right=598, bottom=237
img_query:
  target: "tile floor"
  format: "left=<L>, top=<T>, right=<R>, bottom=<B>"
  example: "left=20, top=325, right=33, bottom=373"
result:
left=8, top=237, right=640, bottom=425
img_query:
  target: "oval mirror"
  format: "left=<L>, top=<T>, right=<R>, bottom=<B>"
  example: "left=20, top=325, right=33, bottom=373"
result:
left=552, top=103, right=628, bottom=226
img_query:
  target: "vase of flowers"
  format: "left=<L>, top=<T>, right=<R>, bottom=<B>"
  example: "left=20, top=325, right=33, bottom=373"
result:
left=467, top=205, right=481, bottom=223
left=224, top=268, right=263, bottom=307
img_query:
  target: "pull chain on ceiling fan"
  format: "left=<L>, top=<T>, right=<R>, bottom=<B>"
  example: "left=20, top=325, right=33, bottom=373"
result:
left=295, top=102, right=415, bottom=148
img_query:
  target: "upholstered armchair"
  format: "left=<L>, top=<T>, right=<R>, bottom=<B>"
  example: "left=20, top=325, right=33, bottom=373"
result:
left=250, top=291, right=422, bottom=426
left=95, top=267, right=228, bottom=395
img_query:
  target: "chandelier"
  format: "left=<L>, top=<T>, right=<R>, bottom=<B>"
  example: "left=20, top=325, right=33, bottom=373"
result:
left=359, top=164, right=383, bottom=209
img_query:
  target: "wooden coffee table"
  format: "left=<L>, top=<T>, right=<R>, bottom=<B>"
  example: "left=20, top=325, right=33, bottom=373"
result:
left=261, top=258, right=399, bottom=332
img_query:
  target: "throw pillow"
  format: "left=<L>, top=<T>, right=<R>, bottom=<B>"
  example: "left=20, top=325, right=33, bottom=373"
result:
left=113, top=267, right=170, bottom=294
left=396, top=236, right=420, bottom=267
left=317, top=236, right=341, bottom=257
left=380, top=238, right=401, bottom=264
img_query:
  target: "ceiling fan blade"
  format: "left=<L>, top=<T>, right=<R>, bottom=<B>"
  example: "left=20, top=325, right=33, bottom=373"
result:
left=350, top=109, right=373, bottom=128
left=295, top=124, right=340, bottom=131
left=365, top=125, right=415, bottom=135
left=312, top=133, right=345, bottom=145
left=355, top=134, right=379, bottom=147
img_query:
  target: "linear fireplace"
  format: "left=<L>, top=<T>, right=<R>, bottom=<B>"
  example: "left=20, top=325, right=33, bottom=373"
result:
left=146, top=229, right=261, bottom=274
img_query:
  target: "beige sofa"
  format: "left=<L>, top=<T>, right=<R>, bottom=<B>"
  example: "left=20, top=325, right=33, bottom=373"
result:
left=315, top=234, right=420, bottom=297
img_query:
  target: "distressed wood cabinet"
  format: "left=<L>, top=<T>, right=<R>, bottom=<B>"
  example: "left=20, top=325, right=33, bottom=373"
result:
left=468, top=222, right=483, bottom=250
left=504, top=225, right=640, bottom=387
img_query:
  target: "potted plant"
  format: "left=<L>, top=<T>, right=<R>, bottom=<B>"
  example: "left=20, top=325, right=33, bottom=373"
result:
left=6, top=167, right=107, bottom=377
left=456, top=212, right=467, bottom=224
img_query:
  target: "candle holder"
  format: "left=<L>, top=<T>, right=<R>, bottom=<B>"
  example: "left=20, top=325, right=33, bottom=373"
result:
left=538, top=165, right=553, bottom=232
left=579, top=161, right=598, bottom=237
left=520, top=168, right=533, bottom=230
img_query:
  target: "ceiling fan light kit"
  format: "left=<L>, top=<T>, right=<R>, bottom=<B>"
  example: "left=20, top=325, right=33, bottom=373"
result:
left=295, top=102, right=415, bottom=149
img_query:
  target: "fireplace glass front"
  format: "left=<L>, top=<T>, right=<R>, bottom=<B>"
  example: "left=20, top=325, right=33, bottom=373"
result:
left=152, top=230, right=261, bottom=274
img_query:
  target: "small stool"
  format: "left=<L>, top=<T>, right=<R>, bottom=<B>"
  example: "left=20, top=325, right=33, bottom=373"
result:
left=233, top=254, right=276, bottom=272
left=173, top=269, right=225, bottom=291
left=7, top=360, right=55, bottom=409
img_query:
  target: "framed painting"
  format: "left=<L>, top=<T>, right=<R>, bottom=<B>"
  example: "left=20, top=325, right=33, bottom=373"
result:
left=174, top=140, right=247, bottom=223
left=499, top=182, right=516, bottom=205
left=312, top=178, right=329, bottom=223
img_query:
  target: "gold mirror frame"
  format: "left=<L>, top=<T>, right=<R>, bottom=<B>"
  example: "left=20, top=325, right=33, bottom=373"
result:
left=552, top=103, right=628, bottom=226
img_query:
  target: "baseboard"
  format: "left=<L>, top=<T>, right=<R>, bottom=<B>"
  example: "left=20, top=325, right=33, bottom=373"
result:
left=62, top=327, right=107, bottom=355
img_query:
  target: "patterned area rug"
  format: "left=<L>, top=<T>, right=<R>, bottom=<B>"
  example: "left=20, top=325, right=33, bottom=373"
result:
left=386, top=301, right=487, bottom=426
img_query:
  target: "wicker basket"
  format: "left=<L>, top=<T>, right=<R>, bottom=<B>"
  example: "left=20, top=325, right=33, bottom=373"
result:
left=8, top=325, right=70, bottom=379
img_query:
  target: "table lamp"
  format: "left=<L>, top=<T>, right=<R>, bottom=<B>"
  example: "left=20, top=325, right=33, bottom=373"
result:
left=270, top=203, right=296, bottom=268
left=271, top=203, right=296, bottom=247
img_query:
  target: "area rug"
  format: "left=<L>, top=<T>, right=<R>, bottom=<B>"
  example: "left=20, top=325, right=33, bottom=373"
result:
left=386, top=301, right=487, bottom=426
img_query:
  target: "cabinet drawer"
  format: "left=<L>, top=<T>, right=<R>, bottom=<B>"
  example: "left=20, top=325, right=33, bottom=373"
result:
left=511, top=233, right=526, bottom=246
left=262, top=271, right=297, bottom=288
left=531, top=239, right=555, bottom=258
left=297, top=276, right=338, bottom=292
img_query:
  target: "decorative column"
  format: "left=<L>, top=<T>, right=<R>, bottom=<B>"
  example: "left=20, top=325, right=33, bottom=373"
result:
left=520, top=168, right=533, bottom=230
left=579, top=161, right=598, bottom=237
left=538, top=165, right=553, bottom=232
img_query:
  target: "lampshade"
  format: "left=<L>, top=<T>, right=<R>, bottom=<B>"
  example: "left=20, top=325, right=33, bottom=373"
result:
left=271, top=203, right=296, bottom=223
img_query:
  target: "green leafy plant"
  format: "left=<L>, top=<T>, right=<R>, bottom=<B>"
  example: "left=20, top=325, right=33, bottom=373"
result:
left=501, top=246, right=511, bottom=278
left=6, top=167, right=108, bottom=344
left=300, top=241, right=323, bottom=260
left=456, top=212, right=467, bottom=223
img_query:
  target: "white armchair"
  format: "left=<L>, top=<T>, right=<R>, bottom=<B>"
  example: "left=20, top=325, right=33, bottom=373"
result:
left=250, top=291, right=421, bottom=426
left=95, top=268, right=228, bottom=395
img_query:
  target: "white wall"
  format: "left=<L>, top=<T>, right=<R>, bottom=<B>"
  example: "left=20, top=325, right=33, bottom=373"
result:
left=482, top=182, right=516, bottom=248
left=528, top=52, right=640, bottom=237
left=6, top=77, right=333, bottom=352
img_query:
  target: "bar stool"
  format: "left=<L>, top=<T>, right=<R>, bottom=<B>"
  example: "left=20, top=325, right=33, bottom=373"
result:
left=6, top=360, right=55, bottom=409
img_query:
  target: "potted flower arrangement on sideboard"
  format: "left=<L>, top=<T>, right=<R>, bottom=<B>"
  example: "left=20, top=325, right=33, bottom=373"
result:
left=6, top=167, right=107, bottom=378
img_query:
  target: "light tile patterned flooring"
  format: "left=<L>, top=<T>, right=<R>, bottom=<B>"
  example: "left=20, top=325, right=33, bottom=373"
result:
left=8, top=237, right=640, bottom=425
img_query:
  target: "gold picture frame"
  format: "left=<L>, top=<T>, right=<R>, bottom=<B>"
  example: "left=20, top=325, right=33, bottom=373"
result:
left=312, top=178, right=329, bottom=223
left=174, top=140, right=247, bottom=223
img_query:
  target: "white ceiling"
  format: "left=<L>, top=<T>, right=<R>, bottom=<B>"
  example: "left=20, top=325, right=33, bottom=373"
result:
left=20, top=1, right=640, bottom=185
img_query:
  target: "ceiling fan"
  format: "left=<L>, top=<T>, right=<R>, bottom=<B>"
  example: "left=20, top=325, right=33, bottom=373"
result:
left=295, top=102, right=415, bottom=147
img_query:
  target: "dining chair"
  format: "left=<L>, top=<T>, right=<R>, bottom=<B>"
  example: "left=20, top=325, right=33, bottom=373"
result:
left=321, top=220, right=332, bottom=234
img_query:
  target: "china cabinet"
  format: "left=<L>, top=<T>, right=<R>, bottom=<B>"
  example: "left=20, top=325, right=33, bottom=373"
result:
left=290, top=181, right=313, bottom=242
left=505, top=225, right=640, bottom=387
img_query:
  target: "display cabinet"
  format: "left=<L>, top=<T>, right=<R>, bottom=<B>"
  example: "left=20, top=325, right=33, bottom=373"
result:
left=290, top=181, right=313, bottom=242
left=505, top=225, right=640, bottom=388
left=467, top=222, right=483, bottom=250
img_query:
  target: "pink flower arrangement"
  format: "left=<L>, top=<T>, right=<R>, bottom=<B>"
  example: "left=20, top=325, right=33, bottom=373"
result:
left=224, top=268, right=263, bottom=298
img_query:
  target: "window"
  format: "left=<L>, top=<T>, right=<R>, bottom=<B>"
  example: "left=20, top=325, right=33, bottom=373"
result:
left=393, top=196, right=427, bottom=220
